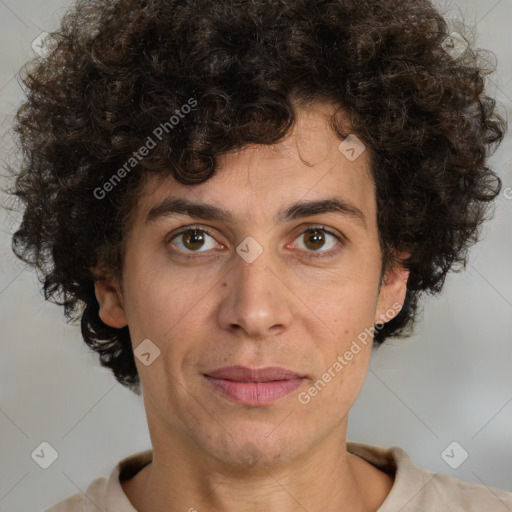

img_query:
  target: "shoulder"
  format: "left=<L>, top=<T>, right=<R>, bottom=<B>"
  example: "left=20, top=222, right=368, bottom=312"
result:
left=421, top=471, right=512, bottom=511
left=44, top=475, right=108, bottom=512
left=43, top=449, right=152, bottom=512
left=347, top=441, right=512, bottom=511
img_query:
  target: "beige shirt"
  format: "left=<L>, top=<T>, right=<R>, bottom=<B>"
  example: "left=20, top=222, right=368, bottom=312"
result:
left=45, top=442, right=512, bottom=511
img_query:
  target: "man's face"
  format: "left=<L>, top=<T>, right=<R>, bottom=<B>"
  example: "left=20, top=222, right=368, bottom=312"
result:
left=96, top=103, right=407, bottom=467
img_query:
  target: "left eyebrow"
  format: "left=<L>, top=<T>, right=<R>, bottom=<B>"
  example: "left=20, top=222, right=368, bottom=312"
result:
left=145, top=196, right=367, bottom=229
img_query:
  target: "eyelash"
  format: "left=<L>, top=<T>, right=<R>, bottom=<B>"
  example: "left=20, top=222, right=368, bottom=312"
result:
left=167, top=224, right=344, bottom=258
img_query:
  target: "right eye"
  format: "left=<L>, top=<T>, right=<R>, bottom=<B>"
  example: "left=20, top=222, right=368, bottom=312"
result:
left=167, top=226, right=223, bottom=254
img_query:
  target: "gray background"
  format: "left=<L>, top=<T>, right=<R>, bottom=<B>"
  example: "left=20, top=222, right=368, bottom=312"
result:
left=0, top=0, right=511, bottom=510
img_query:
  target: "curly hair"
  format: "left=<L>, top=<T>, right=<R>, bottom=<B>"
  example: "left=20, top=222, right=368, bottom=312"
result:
left=4, top=0, right=505, bottom=394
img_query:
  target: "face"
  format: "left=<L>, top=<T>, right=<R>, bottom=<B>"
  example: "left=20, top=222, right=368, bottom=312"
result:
left=94, top=102, right=409, bottom=468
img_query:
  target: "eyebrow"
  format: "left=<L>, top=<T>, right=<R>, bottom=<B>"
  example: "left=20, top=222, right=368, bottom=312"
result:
left=146, top=196, right=367, bottom=229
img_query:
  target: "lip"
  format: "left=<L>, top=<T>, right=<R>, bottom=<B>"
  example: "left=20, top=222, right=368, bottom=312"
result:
left=204, top=366, right=305, bottom=406
left=206, top=366, right=304, bottom=382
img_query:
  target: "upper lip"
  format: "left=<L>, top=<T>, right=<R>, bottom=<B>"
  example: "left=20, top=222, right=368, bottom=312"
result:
left=205, top=366, right=304, bottom=382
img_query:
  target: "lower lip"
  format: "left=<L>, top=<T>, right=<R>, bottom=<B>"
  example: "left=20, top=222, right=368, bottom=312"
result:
left=204, top=376, right=304, bottom=405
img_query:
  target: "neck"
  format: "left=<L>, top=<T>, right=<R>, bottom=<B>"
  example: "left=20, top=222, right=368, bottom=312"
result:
left=122, top=427, right=393, bottom=512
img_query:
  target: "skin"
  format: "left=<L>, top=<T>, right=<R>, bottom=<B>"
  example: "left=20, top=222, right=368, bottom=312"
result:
left=93, top=102, right=410, bottom=512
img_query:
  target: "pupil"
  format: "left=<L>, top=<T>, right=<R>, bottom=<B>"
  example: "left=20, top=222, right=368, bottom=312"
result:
left=306, top=230, right=324, bottom=250
left=184, top=230, right=204, bottom=250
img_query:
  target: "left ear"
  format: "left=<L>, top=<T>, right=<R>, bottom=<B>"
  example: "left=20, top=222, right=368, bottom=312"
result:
left=374, top=250, right=410, bottom=325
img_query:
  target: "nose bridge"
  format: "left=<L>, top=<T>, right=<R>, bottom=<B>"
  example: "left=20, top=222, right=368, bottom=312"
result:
left=217, top=236, right=293, bottom=337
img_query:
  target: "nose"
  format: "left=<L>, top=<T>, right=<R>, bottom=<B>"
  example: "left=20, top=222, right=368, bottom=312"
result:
left=216, top=245, right=294, bottom=339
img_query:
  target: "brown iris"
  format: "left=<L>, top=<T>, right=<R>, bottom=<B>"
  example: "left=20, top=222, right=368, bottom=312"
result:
left=302, top=229, right=326, bottom=251
left=182, top=229, right=207, bottom=251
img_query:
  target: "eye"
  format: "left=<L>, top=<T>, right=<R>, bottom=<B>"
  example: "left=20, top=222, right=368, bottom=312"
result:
left=292, top=226, right=343, bottom=257
left=167, top=225, right=344, bottom=257
left=168, top=226, right=221, bottom=253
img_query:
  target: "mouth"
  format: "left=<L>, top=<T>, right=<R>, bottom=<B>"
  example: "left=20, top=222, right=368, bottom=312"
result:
left=203, top=366, right=306, bottom=406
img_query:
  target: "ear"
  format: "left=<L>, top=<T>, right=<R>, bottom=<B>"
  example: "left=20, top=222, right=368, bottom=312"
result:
left=374, top=250, right=410, bottom=325
left=91, top=268, right=128, bottom=329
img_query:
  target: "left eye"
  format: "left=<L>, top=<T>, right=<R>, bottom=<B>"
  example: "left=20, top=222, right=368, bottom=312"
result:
left=292, top=227, right=341, bottom=255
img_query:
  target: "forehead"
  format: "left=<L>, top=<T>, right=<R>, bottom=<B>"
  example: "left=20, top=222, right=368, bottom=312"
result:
left=133, top=103, right=376, bottom=230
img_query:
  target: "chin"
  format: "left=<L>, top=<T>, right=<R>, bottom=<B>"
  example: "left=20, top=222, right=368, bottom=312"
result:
left=201, top=426, right=308, bottom=468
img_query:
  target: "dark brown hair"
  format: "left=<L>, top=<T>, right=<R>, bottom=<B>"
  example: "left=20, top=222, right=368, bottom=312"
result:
left=4, top=0, right=506, bottom=394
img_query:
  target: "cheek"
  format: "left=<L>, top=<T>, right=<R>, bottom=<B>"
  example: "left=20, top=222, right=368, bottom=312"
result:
left=304, top=273, right=379, bottom=340
left=122, top=252, right=207, bottom=337
left=300, top=277, right=378, bottom=397
left=121, top=262, right=218, bottom=387
left=289, top=239, right=380, bottom=306
left=298, top=345, right=371, bottom=418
